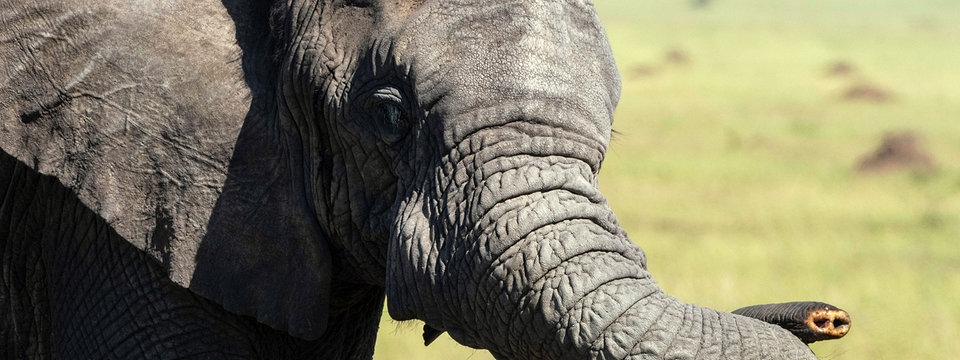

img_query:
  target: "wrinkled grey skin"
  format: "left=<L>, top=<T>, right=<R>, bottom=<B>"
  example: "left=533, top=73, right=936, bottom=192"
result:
left=1, top=0, right=820, bottom=359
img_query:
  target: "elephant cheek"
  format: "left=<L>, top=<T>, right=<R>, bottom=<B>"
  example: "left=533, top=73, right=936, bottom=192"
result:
left=384, top=197, right=442, bottom=325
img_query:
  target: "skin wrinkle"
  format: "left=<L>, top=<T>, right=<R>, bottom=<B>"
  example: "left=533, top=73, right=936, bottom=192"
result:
left=581, top=279, right=656, bottom=355
left=469, top=126, right=603, bottom=163
left=707, top=311, right=727, bottom=357
left=563, top=277, right=645, bottom=345
left=16, top=28, right=63, bottom=97
left=740, top=316, right=761, bottom=359
left=471, top=193, right=588, bottom=253
left=701, top=309, right=721, bottom=359
left=468, top=160, right=588, bottom=208
left=389, top=190, right=436, bottom=321
left=474, top=159, right=599, bottom=207
left=628, top=295, right=675, bottom=357
left=496, top=251, right=638, bottom=348
left=461, top=139, right=603, bottom=179
left=659, top=302, right=693, bottom=358
left=472, top=191, right=614, bottom=265
left=756, top=323, right=779, bottom=360
left=447, top=151, right=602, bottom=224
left=620, top=296, right=658, bottom=357
left=281, top=0, right=323, bottom=117
left=688, top=305, right=709, bottom=359
left=12, top=184, right=49, bottom=354
left=89, top=250, right=125, bottom=341
left=667, top=305, right=703, bottom=357
left=483, top=225, right=630, bottom=314
left=442, top=105, right=609, bottom=158
left=434, top=194, right=470, bottom=330
left=778, top=326, right=803, bottom=359
left=502, top=231, right=577, bottom=352
left=471, top=196, right=618, bottom=261
left=105, top=234, right=152, bottom=358
left=723, top=317, right=747, bottom=360
left=1, top=162, right=51, bottom=357
left=48, top=195, right=109, bottom=355
left=695, top=306, right=710, bottom=359
left=598, top=294, right=657, bottom=359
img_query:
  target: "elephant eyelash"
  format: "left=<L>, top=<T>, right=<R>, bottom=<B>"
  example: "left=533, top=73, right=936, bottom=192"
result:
left=370, top=87, right=402, bottom=107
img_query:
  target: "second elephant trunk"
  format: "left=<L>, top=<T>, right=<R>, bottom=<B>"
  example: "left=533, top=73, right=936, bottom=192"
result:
left=386, top=124, right=817, bottom=359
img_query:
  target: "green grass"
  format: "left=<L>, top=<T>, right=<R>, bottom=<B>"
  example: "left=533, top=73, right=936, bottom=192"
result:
left=374, top=1, right=960, bottom=358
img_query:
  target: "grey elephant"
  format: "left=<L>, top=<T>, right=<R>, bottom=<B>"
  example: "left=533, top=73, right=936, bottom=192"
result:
left=0, top=0, right=850, bottom=358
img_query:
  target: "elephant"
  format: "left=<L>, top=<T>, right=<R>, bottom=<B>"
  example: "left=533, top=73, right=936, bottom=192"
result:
left=0, top=0, right=850, bottom=358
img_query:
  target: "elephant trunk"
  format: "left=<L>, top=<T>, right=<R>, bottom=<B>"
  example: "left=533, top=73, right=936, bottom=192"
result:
left=387, top=122, right=817, bottom=359
left=733, top=302, right=852, bottom=344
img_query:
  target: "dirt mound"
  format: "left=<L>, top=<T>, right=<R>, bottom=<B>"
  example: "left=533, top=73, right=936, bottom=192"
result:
left=857, top=131, right=937, bottom=174
left=664, top=49, right=690, bottom=65
left=842, top=83, right=895, bottom=103
left=692, top=0, right=712, bottom=8
left=826, top=61, right=857, bottom=77
left=630, top=64, right=659, bottom=78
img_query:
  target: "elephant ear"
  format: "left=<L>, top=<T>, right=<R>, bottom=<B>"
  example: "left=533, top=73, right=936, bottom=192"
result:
left=0, top=0, right=333, bottom=339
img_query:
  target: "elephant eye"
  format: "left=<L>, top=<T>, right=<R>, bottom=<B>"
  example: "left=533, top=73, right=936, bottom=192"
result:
left=371, top=88, right=405, bottom=128
left=366, top=87, right=411, bottom=142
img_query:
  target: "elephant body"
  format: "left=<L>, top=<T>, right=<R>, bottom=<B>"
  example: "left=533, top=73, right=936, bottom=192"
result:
left=1, top=0, right=840, bottom=358
left=0, top=152, right=384, bottom=358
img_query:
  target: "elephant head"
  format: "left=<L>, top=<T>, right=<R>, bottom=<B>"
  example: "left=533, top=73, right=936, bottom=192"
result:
left=0, top=0, right=848, bottom=358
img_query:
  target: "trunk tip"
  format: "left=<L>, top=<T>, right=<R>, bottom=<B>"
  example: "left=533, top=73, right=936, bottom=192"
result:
left=803, top=307, right=851, bottom=343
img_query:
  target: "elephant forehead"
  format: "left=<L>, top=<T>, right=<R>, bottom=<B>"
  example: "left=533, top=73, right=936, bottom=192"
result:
left=390, top=0, right=620, bottom=148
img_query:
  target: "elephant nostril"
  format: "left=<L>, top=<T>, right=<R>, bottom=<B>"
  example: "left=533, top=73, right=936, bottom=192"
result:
left=805, top=308, right=851, bottom=339
left=832, top=312, right=851, bottom=332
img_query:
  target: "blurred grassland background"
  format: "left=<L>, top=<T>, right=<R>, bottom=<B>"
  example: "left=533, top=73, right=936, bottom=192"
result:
left=373, top=1, right=960, bottom=359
